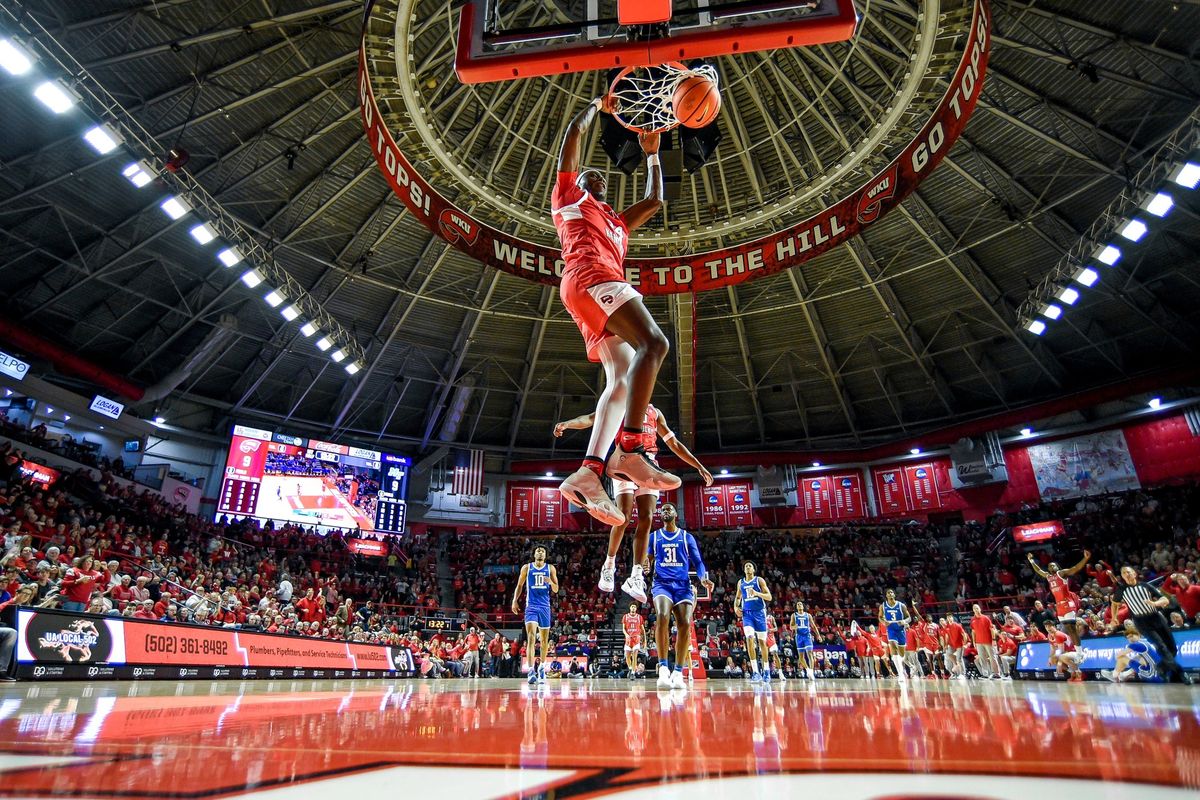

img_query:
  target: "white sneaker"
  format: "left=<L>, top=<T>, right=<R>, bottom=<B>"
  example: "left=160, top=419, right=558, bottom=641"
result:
left=621, top=571, right=648, bottom=604
left=598, top=563, right=616, bottom=593
left=559, top=468, right=624, bottom=526
left=656, top=664, right=671, bottom=689
left=607, top=446, right=681, bottom=490
left=779, top=672, right=787, bottom=683
left=670, top=670, right=687, bottom=690
left=1100, top=669, right=1116, bottom=683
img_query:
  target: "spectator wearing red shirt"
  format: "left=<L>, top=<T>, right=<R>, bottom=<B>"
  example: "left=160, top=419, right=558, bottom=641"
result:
left=295, top=588, right=324, bottom=623
left=941, top=616, right=967, bottom=679
left=463, top=627, right=482, bottom=678
left=60, top=556, right=103, bottom=612
left=1164, top=573, right=1200, bottom=620
left=110, top=575, right=136, bottom=610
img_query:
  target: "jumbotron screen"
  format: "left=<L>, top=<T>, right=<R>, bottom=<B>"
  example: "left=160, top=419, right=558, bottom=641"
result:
left=216, top=424, right=410, bottom=534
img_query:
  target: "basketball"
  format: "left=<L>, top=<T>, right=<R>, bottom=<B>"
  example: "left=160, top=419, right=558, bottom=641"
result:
left=672, top=74, right=721, bottom=128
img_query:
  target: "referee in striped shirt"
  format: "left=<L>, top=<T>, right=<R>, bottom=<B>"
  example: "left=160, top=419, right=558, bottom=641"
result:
left=1112, top=565, right=1185, bottom=683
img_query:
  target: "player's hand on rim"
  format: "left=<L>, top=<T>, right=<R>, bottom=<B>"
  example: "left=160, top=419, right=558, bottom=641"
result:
left=639, top=131, right=659, bottom=154
left=599, top=94, right=618, bottom=115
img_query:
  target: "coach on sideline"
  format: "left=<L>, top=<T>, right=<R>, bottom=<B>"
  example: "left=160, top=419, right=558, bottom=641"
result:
left=1112, top=565, right=1186, bottom=683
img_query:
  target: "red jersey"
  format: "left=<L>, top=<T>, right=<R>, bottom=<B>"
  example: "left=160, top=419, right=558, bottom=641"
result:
left=551, top=172, right=629, bottom=285
left=1047, top=573, right=1080, bottom=616
left=918, top=622, right=939, bottom=651
left=852, top=635, right=869, bottom=658
left=1049, top=630, right=1075, bottom=653
left=970, top=614, right=994, bottom=645
left=1165, top=578, right=1200, bottom=619
left=865, top=631, right=884, bottom=655
left=944, top=620, right=966, bottom=649
left=465, top=632, right=481, bottom=651
left=623, top=613, right=643, bottom=645
left=765, top=615, right=777, bottom=649
left=997, top=634, right=1018, bottom=657
left=904, top=626, right=918, bottom=651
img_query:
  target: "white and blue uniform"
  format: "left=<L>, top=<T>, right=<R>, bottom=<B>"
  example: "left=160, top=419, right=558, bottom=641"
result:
left=1126, top=640, right=1164, bottom=683
left=649, top=527, right=707, bottom=606
left=792, top=611, right=814, bottom=651
left=740, top=577, right=768, bottom=634
left=524, top=562, right=552, bottom=629
left=882, top=600, right=906, bottom=644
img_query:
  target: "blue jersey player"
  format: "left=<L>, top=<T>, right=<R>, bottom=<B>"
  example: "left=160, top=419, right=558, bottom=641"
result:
left=735, top=560, right=774, bottom=682
left=878, top=589, right=911, bottom=680
left=649, top=503, right=713, bottom=691
left=792, top=600, right=819, bottom=680
left=1104, top=627, right=1165, bottom=683
left=512, top=545, right=559, bottom=684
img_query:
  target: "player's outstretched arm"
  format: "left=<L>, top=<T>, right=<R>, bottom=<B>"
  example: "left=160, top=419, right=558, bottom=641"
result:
left=558, top=98, right=606, bottom=173
left=1026, top=553, right=1049, bottom=579
left=511, top=564, right=529, bottom=615
left=1063, top=550, right=1091, bottom=577
left=659, top=418, right=713, bottom=485
left=620, top=132, right=663, bottom=232
left=553, top=412, right=596, bottom=438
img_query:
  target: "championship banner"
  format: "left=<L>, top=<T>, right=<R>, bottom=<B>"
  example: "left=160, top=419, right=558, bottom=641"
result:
left=724, top=483, right=753, bottom=526
left=701, top=485, right=728, bottom=528
left=507, top=485, right=534, bottom=527
left=802, top=476, right=833, bottom=521
left=872, top=468, right=910, bottom=514
left=358, top=1, right=992, bottom=295
left=903, top=463, right=941, bottom=510
left=1017, top=630, right=1200, bottom=674
left=832, top=474, right=865, bottom=519
left=16, top=608, right=417, bottom=681
left=535, top=486, right=560, bottom=528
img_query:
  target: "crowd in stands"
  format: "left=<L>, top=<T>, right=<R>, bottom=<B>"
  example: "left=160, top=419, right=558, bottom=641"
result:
left=1, top=415, right=136, bottom=481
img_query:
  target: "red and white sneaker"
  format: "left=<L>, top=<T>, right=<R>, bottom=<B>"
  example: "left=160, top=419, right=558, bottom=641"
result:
left=559, top=467, right=624, bottom=526
left=607, top=446, right=681, bottom=490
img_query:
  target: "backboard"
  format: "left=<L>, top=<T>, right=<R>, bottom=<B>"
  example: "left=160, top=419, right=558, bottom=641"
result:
left=455, top=0, right=859, bottom=84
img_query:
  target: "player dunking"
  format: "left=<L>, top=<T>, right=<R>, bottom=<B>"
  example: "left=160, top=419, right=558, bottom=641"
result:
left=878, top=589, right=911, bottom=681
left=648, top=503, right=713, bottom=690
left=554, top=404, right=712, bottom=602
left=1027, top=550, right=1091, bottom=647
left=735, top=561, right=773, bottom=682
left=622, top=602, right=645, bottom=679
left=511, top=546, right=559, bottom=684
left=551, top=96, right=680, bottom=526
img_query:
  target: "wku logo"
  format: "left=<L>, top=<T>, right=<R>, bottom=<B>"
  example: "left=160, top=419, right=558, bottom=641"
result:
left=855, top=166, right=898, bottom=223
left=437, top=208, right=480, bottom=245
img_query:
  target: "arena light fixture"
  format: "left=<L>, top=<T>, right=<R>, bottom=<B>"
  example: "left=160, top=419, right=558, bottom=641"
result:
left=263, top=289, right=286, bottom=307
left=330, top=348, right=347, bottom=363
left=299, top=322, right=318, bottom=338
left=1117, top=218, right=1148, bottom=242
left=83, top=123, right=122, bottom=154
left=1149, top=397, right=1162, bottom=410
left=315, top=336, right=333, bottom=352
left=1169, top=161, right=1200, bottom=190
left=239, top=269, right=264, bottom=288
left=188, top=223, right=216, bottom=245
left=910, top=447, right=921, bottom=455
left=217, top=246, right=243, bottom=267
left=280, top=304, right=300, bottom=322
left=1039, top=303, right=1063, bottom=320
left=1024, top=318, right=1046, bottom=336
left=1140, top=191, right=1174, bottom=218
left=1093, top=244, right=1121, bottom=266
left=45, top=406, right=53, bottom=413
left=122, top=161, right=153, bottom=188
left=159, top=195, right=190, bottom=220
left=63, top=414, right=70, bottom=421
left=719, top=468, right=729, bottom=476
left=344, top=361, right=361, bottom=375
left=154, top=416, right=166, bottom=425
left=0, top=38, right=35, bottom=75
left=1055, top=286, right=1080, bottom=306
left=1020, top=428, right=1033, bottom=438
left=1073, top=266, right=1100, bottom=287
left=33, top=80, right=78, bottom=113
left=544, top=471, right=554, bottom=477
left=812, top=461, right=821, bottom=467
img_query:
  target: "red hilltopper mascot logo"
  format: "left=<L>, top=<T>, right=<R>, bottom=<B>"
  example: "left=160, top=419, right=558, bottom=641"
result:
left=855, top=166, right=898, bottom=224
left=438, top=209, right=480, bottom=245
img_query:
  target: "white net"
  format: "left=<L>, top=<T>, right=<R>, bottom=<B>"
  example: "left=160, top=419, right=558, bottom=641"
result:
left=608, top=62, right=720, bottom=134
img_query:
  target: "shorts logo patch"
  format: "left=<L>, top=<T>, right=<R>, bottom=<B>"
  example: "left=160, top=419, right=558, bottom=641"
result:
left=601, top=294, right=614, bottom=305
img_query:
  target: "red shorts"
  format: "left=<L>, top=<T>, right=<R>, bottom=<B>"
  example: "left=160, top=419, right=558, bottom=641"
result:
left=559, top=267, right=639, bottom=362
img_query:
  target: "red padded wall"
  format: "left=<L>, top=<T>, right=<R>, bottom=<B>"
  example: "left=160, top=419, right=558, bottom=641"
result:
left=1123, top=414, right=1200, bottom=485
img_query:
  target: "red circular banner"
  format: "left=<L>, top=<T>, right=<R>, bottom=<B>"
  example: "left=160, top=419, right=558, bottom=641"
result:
left=359, top=1, right=991, bottom=295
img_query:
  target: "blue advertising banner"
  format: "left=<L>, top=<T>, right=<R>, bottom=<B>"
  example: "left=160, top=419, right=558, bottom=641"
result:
left=1016, top=628, right=1200, bottom=672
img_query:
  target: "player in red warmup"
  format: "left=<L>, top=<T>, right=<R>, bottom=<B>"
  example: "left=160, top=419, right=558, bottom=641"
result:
left=554, top=404, right=711, bottom=602
left=1045, top=620, right=1083, bottom=682
left=941, top=615, right=967, bottom=680
left=1027, top=550, right=1091, bottom=647
left=996, top=629, right=1019, bottom=678
left=622, top=602, right=645, bottom=679
left=552, top=96, right=679, bottom=526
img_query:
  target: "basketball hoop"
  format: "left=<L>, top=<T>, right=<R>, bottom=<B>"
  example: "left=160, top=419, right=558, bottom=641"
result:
left=607, top=62, right=719, bottom=134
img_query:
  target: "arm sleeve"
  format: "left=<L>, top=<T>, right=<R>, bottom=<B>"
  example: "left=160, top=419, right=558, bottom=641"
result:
left=550, top=171, right=582, bottom=212
left=686, top=533, right=707, bottom=581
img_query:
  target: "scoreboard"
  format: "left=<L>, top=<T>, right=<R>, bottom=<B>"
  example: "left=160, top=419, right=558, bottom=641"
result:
left=373, top=454, right=410, bottom=534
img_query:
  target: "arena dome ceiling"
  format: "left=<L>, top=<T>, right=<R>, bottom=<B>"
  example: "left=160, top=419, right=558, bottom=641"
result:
left=0, top=0, right=1197, bottom=459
